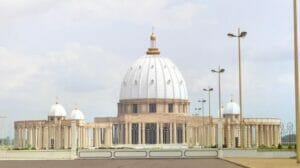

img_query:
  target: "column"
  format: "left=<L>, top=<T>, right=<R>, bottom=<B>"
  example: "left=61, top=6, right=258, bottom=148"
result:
left=63, top=126, right=68, bottom=149
left=278, top=125, right=281, bottom=144
left=93, top=128, right=96, bottom=147
left=255, top=125, right=259, bottom=147
left=96, top=127, right=99, bottom=147
left=19, top=128, right=23, bottom=148
left=129, top=123, right=132, bottom=144
left=227, top=125, right=231, bottom=148
left=125, top=123, right=128, bottom=144
left=182, top=124, right=186, bottom=144
left=15, top=128, right=20, bottom=148
left=259, top=125, right=264, bottom=145
left=208, top=124, right=212, bottom=147
left=173, top=122, right=177, bottom=144
left=106, top=125, right=112, bottom=147
left=27, top=128, right=32, bottom=147
left=99, top=128, right=102, bottom=146
left=274, top=125, right=279, bottom=145
left=195, top=128, right=198, bottom=145
left=270, top=125, right=274, bottom=146
left=142, top=123, right=145, bottom=144
left=266, top=125, right=270, bottom=146
left=160, top=123, right=163, bottom=144
left=120, top=124, right=124, bottom=144
left=38, top=127, right=43, bottom=149
left=156, top=122, right=159, bottom=144
left=212, top=125, right=216, bottom=147
left=247, top=125, right=251, bottom=148
left=71, top=121, right=77, bottom=151
left=32, top=127, right=37, bottom=148
left=170, top=123, right=173, bottom=144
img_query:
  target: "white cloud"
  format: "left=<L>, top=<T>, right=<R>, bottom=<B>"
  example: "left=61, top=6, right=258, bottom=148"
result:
left=0, top=47, right=39, bottom=95
left=0, top=0, right=202, bottom=29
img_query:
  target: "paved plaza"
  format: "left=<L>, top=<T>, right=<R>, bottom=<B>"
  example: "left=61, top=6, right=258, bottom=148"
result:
left=226, top=158, right=299, bottom=168
left=0, top=159, right=243, bottom=168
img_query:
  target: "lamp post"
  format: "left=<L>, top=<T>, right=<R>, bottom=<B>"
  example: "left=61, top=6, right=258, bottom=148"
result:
left=203, top=87, right=213, bottom=120
left=203, top=87, right=213, bottom=147
left=212, top=66, right=225, bottom=150
left=211, top=66, right=225, bottom=119
left=228, top=28, right=247, bottom=149
left=293, top=0, right=300, bottom=163
left=197, top=99, right=206, bottom=146
left=194, top=108, right=202, bottom=116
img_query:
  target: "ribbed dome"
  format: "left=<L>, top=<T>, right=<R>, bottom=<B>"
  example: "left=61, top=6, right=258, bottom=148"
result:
left=224, top=101, right=240, bottom=115
left=49, top=103, right=66, bottom=116
left=70, top=108, right=85, bottom=120
left=119, top=55, right=188, bottom=100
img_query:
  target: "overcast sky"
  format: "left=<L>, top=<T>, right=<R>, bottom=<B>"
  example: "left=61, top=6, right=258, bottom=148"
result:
left=0, top=0, right=296, bottom=138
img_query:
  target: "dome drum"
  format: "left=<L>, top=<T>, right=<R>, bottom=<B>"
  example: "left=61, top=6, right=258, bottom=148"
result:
left=118, top=98, right=189, bottom=116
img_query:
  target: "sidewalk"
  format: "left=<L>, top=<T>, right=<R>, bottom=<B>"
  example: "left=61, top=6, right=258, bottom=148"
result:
left=225, top=158, right=299, bottom=168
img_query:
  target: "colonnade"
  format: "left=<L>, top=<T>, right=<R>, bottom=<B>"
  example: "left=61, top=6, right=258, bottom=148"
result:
left=224, top=124, right=281, bottom=148
left=14, top=120, right=281, bottom=149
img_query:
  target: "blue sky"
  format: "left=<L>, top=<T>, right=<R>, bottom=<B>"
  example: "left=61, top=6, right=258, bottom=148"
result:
left=0, top=0, right=296, bottom=137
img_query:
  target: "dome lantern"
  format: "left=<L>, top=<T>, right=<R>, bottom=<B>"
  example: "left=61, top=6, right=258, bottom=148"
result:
left=146, top=29, right=160, bottom=55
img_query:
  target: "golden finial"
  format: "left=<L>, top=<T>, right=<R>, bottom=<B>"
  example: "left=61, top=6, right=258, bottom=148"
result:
left=146, top=27, right=160, bottom=55
left=150, top=27, right=156, bottom=41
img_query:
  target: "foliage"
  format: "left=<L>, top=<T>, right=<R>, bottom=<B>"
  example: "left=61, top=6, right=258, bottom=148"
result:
left=277, top=143, right=282, bottom=149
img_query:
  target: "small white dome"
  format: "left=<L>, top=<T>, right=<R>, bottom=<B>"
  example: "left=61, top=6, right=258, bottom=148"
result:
left=224, top=101, right=240, bottom=115
left=70, top=108, right=85, bottom=120
left=49, top=103, right=66, bottom=117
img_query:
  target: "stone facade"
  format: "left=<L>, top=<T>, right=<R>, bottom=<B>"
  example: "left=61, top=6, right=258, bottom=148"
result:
left=14, top=100, right=281, bottom=149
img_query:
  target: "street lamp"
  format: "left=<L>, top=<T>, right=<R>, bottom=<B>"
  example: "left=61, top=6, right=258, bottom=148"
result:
left=203, top=87, right=213, bottom=147
left=212, top=66, right=225, bottom=150
left=194, top=108, right=201, bottom=116
left=198, top=99, right=206, bottom=117
left=196, top=100, right=206, bottom=146
left=227, top=28, right=247, bottom=148
left=293, top=0, right=300, bottom=163
left=211, top=66, right=225, bottom=119
left=203, top=87, right=213, bottom=120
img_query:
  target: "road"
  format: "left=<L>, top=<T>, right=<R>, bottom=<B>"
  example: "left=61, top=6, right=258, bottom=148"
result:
left=0, top=159, right=243, bottom=168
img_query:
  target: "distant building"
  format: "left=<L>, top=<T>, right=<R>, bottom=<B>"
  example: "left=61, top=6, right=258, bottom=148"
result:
left=14, top=33, right=281, bottom=149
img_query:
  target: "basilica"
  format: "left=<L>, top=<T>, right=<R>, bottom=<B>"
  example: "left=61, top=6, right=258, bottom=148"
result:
left=14, top=33, right=281, bottom=150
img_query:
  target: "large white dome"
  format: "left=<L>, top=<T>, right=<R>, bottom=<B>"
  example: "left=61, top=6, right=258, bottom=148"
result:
left=70, top=108, right=85, bottom=120
left=49, top=103, right=66, bottom=117
left=119, top=55, right=188, bottom=100
left=224, top=101, right=240, bottom=115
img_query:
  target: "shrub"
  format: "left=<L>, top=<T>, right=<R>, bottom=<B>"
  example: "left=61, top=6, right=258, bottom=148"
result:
left=211, top=145, right=217, bottom=148
left=258, top=144, right=268, bottom=149
left=277, top=143, right=282, bottom=149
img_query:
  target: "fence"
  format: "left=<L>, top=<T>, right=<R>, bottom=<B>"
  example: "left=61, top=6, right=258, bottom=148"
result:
left=78, top=149, right=218, bottom=159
